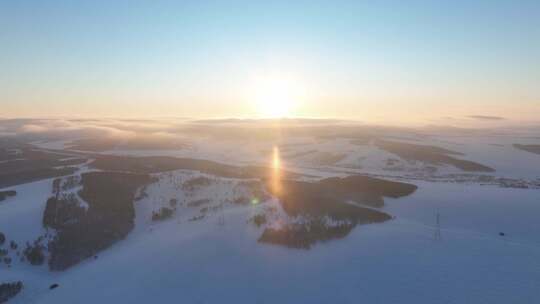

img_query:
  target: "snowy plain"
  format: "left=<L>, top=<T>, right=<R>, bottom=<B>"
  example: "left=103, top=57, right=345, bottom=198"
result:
left=2, top=124, right=540, bottom=304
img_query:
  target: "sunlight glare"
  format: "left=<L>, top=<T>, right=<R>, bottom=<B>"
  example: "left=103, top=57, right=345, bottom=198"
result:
left=272, top=146, right=281, bottom=170
left=248, top=75, right=305, bottom=118
left=270, top=145, right=283, bottom=195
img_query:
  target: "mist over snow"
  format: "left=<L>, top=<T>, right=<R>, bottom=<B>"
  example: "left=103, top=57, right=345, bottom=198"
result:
left=1, top=117, right=539, bottom=304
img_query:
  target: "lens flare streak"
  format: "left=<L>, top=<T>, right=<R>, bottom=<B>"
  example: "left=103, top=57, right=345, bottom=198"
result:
left=270, top=146, right=283, bottom=195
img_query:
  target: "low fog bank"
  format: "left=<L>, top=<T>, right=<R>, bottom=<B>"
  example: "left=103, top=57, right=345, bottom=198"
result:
left=1, top=117, right=538, bottom=141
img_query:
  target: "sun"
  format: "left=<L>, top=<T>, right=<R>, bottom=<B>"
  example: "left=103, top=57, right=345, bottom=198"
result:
left=255, top=83, right=292, bottom=118
left=248, top=75, right=304, bottom=118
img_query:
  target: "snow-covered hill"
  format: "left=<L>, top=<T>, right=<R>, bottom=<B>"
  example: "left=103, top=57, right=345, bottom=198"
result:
left=1, top=119, right=539, bottom=303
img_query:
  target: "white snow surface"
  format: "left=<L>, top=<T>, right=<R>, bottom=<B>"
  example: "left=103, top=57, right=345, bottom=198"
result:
left=1, top=130, right=540, bottom=304
left=2, top=172, right=539, bottom=304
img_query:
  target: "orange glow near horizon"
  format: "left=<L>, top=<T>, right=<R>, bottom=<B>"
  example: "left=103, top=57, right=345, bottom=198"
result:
left=270, top=145, right=283, bottom=196
left=272, top=146, right=281, bottom=170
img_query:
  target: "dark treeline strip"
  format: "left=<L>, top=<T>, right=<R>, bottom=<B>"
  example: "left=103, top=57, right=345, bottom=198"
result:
left=47, top=171, right=154, bottom=271
left=376, top=140, right=495, bottom=172
left=90, top=155, right=302, bottom=180
left=258, top=175, right=417, bottom=248
left=513, top=144, right=540, bottom=155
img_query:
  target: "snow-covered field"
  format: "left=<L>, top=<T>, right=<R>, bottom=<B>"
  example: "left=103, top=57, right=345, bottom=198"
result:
left=1, top=121, right=540, bottom=304
left=5, top=178, right=539, bottom=304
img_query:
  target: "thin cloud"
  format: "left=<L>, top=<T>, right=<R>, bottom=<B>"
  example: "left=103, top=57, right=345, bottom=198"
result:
left=468, top=115, right=505, bottom=121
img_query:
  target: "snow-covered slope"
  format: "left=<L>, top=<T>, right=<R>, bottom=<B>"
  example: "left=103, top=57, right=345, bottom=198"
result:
left=2, top=169, right=539, bottom=304
left=7, top=181, right=540, bottom=304
left=1, top=123, right=539, bottom=304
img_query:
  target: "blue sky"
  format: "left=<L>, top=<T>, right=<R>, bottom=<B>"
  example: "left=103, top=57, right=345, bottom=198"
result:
left=1, top=0, right=539, bottom=123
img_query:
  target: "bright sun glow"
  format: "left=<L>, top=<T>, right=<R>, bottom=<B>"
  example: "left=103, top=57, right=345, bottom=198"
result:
left=248, top=75, right=305, bottom=118
left=272, top=146, right=281, bottom=170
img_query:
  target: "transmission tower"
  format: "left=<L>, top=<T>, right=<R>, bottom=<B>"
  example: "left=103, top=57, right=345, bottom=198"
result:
left=434, top=210, right=442, bottom=240
left=217, top=202, right=225, bottom=226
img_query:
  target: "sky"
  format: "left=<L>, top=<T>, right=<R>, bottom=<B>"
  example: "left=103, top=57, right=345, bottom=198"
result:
left=1, top=0, right=539, bottom=125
